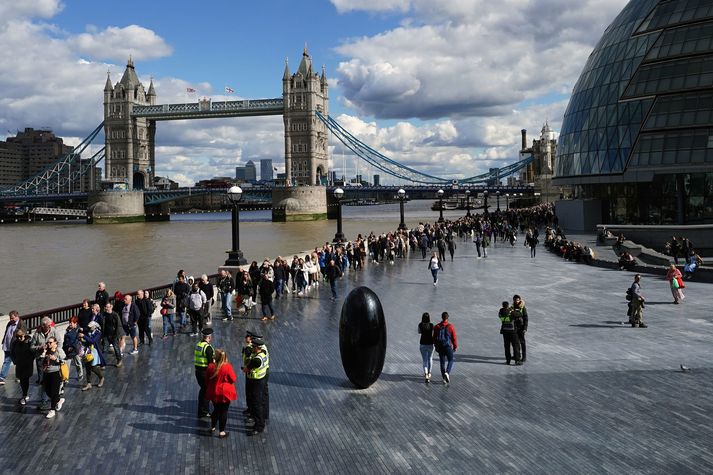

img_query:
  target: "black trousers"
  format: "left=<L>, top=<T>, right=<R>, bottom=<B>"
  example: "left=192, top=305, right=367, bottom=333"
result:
left=43, top=371, right=62, bottom=408
left=195, top=367, right=210, bottom=415
left=517, top=330, right=527, bottom=361
left=247, top=377, right=266, bottom=431
left=211, top=401, right=230, bottom=432
left=502, top=332, right=521, bottom=362
left=189, top=309, right=204, bottom=334
left=138, top=317, right=153, bottom=344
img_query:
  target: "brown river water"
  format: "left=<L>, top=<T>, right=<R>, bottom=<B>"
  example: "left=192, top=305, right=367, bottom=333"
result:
left=0, top=201, right=467, bottom=314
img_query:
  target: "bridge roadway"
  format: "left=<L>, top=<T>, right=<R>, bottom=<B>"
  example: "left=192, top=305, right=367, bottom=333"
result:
left=0, top=184, right=534, bottom=206
left=1, top=239, right=712, bottom=473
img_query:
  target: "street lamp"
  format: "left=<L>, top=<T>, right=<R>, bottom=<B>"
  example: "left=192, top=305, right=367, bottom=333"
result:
left=483, top=190, right=489, bottom=214
left=225, top=185, right=247, bottom=266
left=333, top=187, right=346, bottom=242
left=437, top=189, right=445, bottom=223
left=496, top=190, right=501, bottom=211
left=505, top=193, right=510, bottom=211
left=397, top=188, right=407, bottom=231
left=465, top=190, right=471, bottom=217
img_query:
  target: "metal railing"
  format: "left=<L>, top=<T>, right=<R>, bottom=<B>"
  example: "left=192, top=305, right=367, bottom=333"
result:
left=20, top=273, right=221, bottom=331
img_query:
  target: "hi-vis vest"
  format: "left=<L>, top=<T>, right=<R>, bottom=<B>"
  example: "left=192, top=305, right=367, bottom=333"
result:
left=194, top=341, right=211, bottom=368
left=243, top=344, right=268, bottom=368
left=248, top=350, right=269, bottom=380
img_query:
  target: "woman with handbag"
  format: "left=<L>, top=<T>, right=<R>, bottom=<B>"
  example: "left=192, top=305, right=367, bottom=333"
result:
left=161, top=290, right=176, bottom=339
left=10, top=328, right=34, bottom=405
left=81, top=321, right=105, bottom=390
left=41, top=337, right=65, bottom=419
left=205, top=349, right=237, bottom=438
left=666, top=264, right=685, bottom=304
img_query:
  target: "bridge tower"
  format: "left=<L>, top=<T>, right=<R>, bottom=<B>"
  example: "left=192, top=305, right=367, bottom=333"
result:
left=282, top=47, right=329, bottom=186
left=103, top=58, right=156, bottom=190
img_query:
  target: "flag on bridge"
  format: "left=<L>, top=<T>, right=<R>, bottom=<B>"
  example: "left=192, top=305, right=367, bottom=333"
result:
left=186, top=87, right=196, bottom=93
left=225, top=86, right=235, bottom=94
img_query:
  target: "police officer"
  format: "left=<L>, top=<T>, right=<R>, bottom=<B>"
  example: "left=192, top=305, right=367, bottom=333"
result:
left=242, top=331, right=270, bottom=422
left=194, top=328, right=214, bottom=418
left=498, top=301, right=521, bottom=365
left=245, top=337, right=269, bottom=436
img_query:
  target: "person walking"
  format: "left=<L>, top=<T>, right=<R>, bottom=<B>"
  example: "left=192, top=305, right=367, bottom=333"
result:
left=428, top=252, right=443, bottom=286
left=258, top=275, right=276, bottom=322
left=205, top=349, right=237, bottom=438
left=236, top=271, right=255, bottom=315
left=31, top=317, right=57, bottom=411
left=217, top=270, right=235, bottom=321
left=188, top=283, right=207, bottom=337
left=120, top=294, right=141, bottom=355
left=499, top=301, right=522, bottom=365
left=1, top=310, right=26, bottom=385
left=325, top=259, right=343, bottom=301
left=173, top=274, right=191, bottom=330
left=102, top=302, right=123, bottom=366
left=95, top=282, right=110, bottom=309
left=666, top=264, right=685, bottom=304
left=136, top=290, right=155, bottom=346
left=418, top=312, right=434, bottom=383
left=629, top=274, right=647, bottom=328
left=194, top=328, right=214, bottom=418
left=433, top=312, right=457, bottom=384
left=447, top=237, right=457, bottom=262
left=80, top=321, right=105, bottom=390
left=10, top=328, right=34, bottom=405
left=510, top=295, right=528, bottom=363
left=40, top=337, right=65, bottom=419
left=160, top=290, right=177, bottom=338
left=244, top=337, right=269, bottom=436
left=482, top=232, right=490, bottom=258
left=62, top=317, right=84, bottom=381
left=199, top=275, right=215, bottom=325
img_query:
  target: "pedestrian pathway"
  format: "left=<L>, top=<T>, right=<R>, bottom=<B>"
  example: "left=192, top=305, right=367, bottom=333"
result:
left=1, top=238, right=712, bottom=474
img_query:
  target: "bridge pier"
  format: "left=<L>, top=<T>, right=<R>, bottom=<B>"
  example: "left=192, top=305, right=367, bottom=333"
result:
left=87, top=191, right=145, bottom=224
left=272, top=186, right=327, bottom=222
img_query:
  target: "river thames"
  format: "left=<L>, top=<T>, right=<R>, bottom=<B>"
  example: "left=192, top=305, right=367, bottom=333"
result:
left=0, top=200, right=467, bottom=314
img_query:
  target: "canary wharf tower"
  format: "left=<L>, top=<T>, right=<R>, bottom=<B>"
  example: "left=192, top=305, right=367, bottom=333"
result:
left=554, top=0, right=713, bottom=225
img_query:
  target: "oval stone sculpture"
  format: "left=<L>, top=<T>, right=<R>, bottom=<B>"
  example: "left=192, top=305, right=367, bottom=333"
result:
left=339, top=286, right=387, bottom=389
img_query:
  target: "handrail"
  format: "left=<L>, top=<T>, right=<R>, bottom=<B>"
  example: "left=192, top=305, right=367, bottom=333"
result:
left=20, top=273, right=221, bottom=331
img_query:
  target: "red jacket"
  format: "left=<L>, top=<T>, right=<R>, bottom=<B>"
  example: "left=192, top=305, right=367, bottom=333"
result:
left=433, top=321, right=458, bottom=351
left=205, top=362, right=237, bottom=403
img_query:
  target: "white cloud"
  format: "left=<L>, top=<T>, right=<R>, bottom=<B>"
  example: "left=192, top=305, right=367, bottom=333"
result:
left=0, top=0, right=62, bottom=20
left=331, top=0, right=410, bottom=14
left=70, top=25, right=173, bottom=61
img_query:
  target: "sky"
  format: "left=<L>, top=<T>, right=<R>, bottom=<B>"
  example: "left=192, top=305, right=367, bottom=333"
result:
left=0, top=0, right=629, bottom=186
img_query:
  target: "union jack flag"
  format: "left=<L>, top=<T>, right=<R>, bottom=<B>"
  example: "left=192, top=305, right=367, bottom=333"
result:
left=186, top=87, right=196, bottom=93
left=225, top=86, right=235, bottom=94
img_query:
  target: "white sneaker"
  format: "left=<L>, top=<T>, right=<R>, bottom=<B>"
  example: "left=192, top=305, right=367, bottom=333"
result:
left=130, top=349, right=139, bottom=355
left=46, top=409, right=56, bottom=419
left=56, top=398, right=65, bottom=411
left=19, top=397, right=27, bottom=405
left=444, top=373, right=450, bottom=384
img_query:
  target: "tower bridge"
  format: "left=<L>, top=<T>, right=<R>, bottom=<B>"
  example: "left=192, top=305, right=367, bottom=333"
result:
left=2, top=47, right=537, bottom=223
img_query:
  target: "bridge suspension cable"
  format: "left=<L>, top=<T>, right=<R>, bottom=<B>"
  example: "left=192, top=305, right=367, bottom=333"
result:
left=1, top=122, right=105, bottom=195
left=316, top=112, right=534, bottom=185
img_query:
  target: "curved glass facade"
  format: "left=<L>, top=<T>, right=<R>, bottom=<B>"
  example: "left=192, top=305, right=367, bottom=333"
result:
left=555, top=0, right=713, bottom=224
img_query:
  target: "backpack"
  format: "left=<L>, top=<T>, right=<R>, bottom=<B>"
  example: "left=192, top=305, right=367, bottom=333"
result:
left=435, top=324, right=452, bottom=351
left=625, top=287, right=633, bottom=301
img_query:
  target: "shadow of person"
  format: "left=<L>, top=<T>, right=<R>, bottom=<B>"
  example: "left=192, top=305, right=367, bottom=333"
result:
left=454, top=354, right=508, bottom=365
left=268, top=371, right=350, bottom=389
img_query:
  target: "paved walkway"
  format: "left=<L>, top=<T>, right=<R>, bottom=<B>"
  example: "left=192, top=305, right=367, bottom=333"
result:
left=1, top=238, right=713, bottom=474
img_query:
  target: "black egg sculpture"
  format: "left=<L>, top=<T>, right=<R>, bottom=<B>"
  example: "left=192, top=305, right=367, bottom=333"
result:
left=339, top=286, right=387, bottom=389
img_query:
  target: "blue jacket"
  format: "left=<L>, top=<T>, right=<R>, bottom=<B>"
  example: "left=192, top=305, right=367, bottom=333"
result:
left=83, top=329, right=106, bottom=367
left=63, top=327, right=82, bottom=357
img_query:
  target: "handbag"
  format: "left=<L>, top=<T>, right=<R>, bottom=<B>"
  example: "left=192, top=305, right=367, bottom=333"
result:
left=671, top=277, right=680, bottom=289
left=676, top=276, right=685, bottom=289
left=83, top=345, right=94, bottom=363
left=59, top=362, right=69, bottom=382
left=160, top=308, right=168, bottom=316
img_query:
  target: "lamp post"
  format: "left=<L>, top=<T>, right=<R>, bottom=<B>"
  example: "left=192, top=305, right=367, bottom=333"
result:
left=437, top=189, right=445, bottom=223
left=465, top=190, right=471, bottom=217
left=496, top=190, right=501, bottom=211
left=397, top=188, right=407, bottom=231
left=505, top=193, right=510, bottom=211
left=225, top=185, right=247, bottom=266
left=483, top=190, right=489, bottom=214
left=333, top=187, right=345, bottom=242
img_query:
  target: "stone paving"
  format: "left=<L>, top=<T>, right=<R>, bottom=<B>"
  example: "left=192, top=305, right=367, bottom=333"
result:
left=1, top=237, right=713, bottom=474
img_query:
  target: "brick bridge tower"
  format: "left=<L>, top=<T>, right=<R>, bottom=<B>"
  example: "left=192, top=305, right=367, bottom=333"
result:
left=282, top=47, right=329, bottom=186
left=103, top=58, right=156, bottom=190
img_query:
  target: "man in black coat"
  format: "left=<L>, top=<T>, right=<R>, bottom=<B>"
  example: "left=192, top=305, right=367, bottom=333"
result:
left=136, top=290, right=155, bottom=346
left=173, top=275, right=191, bottom=329
left=102, top=302, right=123, bottom=366
left=94, top=282, right=109, bottom=309
left=120, top=294, right=141, bottom=355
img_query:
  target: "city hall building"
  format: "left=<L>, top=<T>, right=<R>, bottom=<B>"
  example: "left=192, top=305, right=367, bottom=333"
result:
left=554, top=0, right=713, bottom=225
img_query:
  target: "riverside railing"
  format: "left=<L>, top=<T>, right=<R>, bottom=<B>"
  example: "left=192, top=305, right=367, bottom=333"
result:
left=20, top=273, right=221, bottom=330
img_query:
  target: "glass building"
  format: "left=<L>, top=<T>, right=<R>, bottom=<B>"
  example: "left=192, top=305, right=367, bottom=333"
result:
left=554, top=0, right=713, bottom=224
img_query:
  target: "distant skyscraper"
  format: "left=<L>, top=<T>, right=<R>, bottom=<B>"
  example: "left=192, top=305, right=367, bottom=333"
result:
left=235, top=166, right=246, bottom=181
left=260, top=159, right=273, bottom=181
left=245, top=160, right=257, bottom=182
left=373, top=174, right=380, bottom=186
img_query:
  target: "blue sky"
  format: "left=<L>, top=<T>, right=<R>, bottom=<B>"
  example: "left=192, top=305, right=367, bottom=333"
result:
left=0, top=0, right=628, bottom=185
